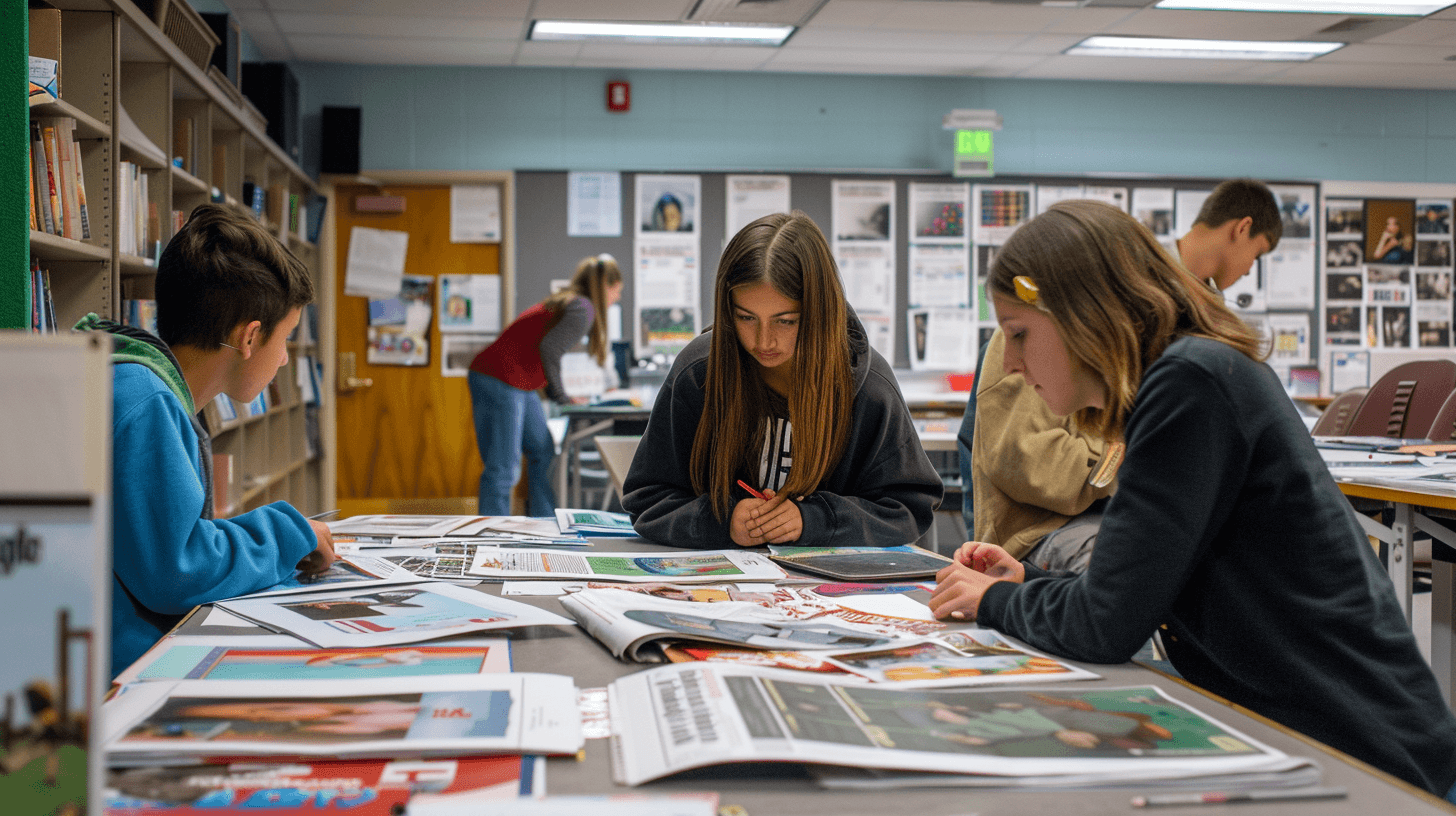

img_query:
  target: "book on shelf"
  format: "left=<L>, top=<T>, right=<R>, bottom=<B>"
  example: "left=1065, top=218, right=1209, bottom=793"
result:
left=30, top=122, right=54, bottom=233
left=245, top=391, right=267, bottom=417
left=123, top=299, right=157, bottom=336
left=28, top=56, right=57, bottom=106
left=28, top=6, right=61, bottom=93
left=34, top=121, right=61, bottom=236
left=288, top=192, right=301, bottom=235
left=52, top=118, right=87, bottom=240
left=29, top=262, right=57, bottom=334
left=267, top=181, right=288, bottom=225
left=171, top=116, right=194, bottom=173
left=306, top=192, right=328, bottom=243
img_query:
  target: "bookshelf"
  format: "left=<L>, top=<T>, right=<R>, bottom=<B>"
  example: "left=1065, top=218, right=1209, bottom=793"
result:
left=27, top=0, right=329, bottom=518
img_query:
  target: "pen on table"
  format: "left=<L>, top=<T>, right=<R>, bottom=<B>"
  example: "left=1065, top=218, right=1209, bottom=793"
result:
left=1131, top=786, right=1347, bottom=808
left=736, top=479, right=767, bottom=500
left=308, top=509, right=340, bottom=521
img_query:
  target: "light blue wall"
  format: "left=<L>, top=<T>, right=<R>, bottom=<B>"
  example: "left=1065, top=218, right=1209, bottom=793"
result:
left=293, top=63, right=1456, bottom=183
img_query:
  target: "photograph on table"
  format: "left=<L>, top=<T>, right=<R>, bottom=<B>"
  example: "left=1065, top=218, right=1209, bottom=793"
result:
left=1366, top=199, right=1417, bottom=266
left=818, top=630, right=1099, bottom=688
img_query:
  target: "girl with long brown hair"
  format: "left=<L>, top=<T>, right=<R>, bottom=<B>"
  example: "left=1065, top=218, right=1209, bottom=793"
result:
left=622, top=212, right=940, bottom=548
left=929, top=200, right=1456, bottom=799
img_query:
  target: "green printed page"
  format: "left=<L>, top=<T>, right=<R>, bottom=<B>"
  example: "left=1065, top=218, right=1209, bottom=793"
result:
left=587, top=554, right=744, bottom=578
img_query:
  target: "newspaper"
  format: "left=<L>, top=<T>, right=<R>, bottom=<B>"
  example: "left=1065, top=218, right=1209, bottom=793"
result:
left=607, top=665, right=1296, bottom=787
left=114, top=634, right=512, bottom=685
left=103, top=673, right=582, bottom=766
left=106, top=755, right=542, bottom=813
left=818, top=630, right=1100, bottom=688
left=467, top=549, right=786, bottom=583
left=554, top=508, right=636, bottom=535
left=236, top=554, right=422, bottom=599
left=215, top=582, right=573, bottom=648
left=329, top=515, right=481, bottom=538
left=560, top=588, right=933, bottom=661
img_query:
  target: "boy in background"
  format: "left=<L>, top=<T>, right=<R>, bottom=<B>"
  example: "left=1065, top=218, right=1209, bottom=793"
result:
left=76, top=203, right=336, bottom=678
left=964, top=179, right=1281, bottom=571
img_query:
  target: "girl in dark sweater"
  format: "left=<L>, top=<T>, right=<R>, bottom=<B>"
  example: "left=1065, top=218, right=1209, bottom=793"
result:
left=931, top=199, right=1456, bottom=799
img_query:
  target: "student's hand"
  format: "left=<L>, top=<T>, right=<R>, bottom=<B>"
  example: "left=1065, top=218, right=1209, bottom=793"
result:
left=928, top=542, right=1023, bottom=622
left=730, top=498, right=770, bottom=547
left=748, top=489, right=803, bottom=544
left=299, top=520, right=337, bottom=574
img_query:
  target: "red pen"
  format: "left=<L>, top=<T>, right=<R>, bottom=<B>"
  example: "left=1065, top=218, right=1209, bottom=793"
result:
left=736, top=479, right=767, bottom=500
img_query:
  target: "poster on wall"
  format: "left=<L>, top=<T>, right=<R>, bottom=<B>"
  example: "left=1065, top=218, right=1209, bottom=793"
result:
left=449, top=184, right=501, bottom=243
left=1264, top=184, right=1316, bottom=310
left=1366, top=199, right=1417, bottom=267
left=1035, top=184, right=1083, bottom=216
left=367, top=275, right=432, bottom=366
left=908, top=182, right=970, bottom=311
left=1266, top=313, right=1311, bottom=370
left=1132, top=187, right=1175, bottom=242
left=441, top=332, right=495, bottom=378
left=345, top=226, right=408, bottom=298
left=437, top=274, right=501, bottom=334
left=908, top=183, right=969, bottom=244
left=1083, top=185, right=1129, bottom=213
left=1174, top=189, right=1211, bottom=240
left=634, top=175, right=701, bottom=358
left=907, top=308, right=977, bottom=371
left=832, top=179, right=896, bottom=360
left=725, top=175, right=791, bottom=237
left=972, top=184, right=1031, bottom=246
left=567, top=171, right=622, bottom=237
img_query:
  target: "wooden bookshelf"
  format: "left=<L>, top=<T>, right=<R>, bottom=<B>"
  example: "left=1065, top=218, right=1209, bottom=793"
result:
left=30, top=0, right=330, bottom=518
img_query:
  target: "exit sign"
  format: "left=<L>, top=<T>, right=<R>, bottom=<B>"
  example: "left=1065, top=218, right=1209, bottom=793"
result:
left=954, top=129, right=994, bottom=177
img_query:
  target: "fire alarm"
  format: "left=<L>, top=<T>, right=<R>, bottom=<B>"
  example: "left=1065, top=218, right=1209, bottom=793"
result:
left=607, top=81, right=630, bottom=113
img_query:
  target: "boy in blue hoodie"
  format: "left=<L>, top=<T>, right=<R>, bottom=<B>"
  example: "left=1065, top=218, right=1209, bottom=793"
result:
left=77, top=203, right=336, bottom=678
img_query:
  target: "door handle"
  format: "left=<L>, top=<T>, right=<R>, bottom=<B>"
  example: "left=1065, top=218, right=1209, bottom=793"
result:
left=338, top=352, right=373, bottom=392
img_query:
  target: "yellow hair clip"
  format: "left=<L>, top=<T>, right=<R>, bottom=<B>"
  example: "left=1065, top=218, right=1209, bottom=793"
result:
left=1013, top=275, right=1040, bottom=305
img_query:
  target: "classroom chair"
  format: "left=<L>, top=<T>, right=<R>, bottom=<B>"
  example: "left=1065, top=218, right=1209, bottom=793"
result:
left=1424, top=389, right=1456, bottom=442
left=1309, top=387, right=1368, bottom=437
left=1343, top=360, right=1456, bottom=439
left=593, top=435, right=642, bottom=511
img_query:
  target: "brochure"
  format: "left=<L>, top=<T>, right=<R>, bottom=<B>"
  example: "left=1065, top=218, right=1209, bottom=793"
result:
left=114, top=635, right=511, bottom=685
left=767, top=545, right=952, bottom=581
left=555, top=508, right=637, bottom=536
left=608, top=666, right=1295, bottom=787
left=214, top=583, right=573, bottom=648
left=105, top=755, right=542, bottom=814
left=818, top=630, right=1100, bottom=688
left=103, top=674, right=582, bottom=765
left=468, top=548, right=786, bottom=583
left=241, top=554, right=422, bottom=599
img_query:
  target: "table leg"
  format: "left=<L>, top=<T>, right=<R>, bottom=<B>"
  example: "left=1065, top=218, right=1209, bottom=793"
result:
left=1389, top=502, right=1415, bottom=624
left=1435, top=561, right=1454, bottom=710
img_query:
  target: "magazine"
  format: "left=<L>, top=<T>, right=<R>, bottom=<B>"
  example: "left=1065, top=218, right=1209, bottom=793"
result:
left=411, top=792, right=720, bottom=816
left=114, top=634, right=511, bottom=685
left=817, top=630, right=1100, bottom=688
left=105, top=755, right=542, bottom=814
left=214, top=583, right=573, bottom=648
left=808, top=756, right=1322, bottom=791
left=561, top=588, right=920, bottom=661
left=455, top=515, right=585, bottom=540
left=467, top=549, right=786, bottom=583
left=554, top=508, right=637, bottom=536
left=102, top=674, right=582, bottom=765
left=767, top=545, right=953, bottom=581
left=608, top=665, right=1296, bottom=787
left=661, top=644, right=846, bottom=674
left=238, top=554, right=422, bottom=599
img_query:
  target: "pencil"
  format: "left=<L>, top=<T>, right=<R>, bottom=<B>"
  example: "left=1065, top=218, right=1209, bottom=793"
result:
left=736, top=479, right=767, bottom=500
left=1131, top=786, right=1347, bottom=808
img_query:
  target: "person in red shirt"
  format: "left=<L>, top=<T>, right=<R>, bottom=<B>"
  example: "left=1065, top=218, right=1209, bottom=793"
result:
left=467, top=255, right=623, bottom=515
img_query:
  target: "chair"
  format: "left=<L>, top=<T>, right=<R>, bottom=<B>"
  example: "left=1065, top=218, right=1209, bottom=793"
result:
left=1309, top=387, right=1367, bottom=437
left=1424, top=389, right=1456, bottom=441
left=593, top=435, right=642, bottom=510
left=1343, top=360, right=1456, bottom=439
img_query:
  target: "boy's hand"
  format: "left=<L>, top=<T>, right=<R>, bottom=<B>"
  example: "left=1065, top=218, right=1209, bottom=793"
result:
left=747, top=489, right=802, bottom=544
left=928, top=541, right=1024, bottom=622
left=299, top=519, right=337, bottom=573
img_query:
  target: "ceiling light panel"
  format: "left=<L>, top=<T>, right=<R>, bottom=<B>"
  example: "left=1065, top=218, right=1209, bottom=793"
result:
left=1155, top=1, right=1453, bottom=15
left=529, top=20, right=794, bottom=45
left=1067, top=35, right=1345, bottom=58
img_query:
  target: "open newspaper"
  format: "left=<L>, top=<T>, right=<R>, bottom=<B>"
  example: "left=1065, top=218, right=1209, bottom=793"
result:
left=114, top=634, right=512, bottom=685
left=608, top=665, right=1300, bottom=787
left=468, top=549, right=785, bottom=583
left=106, top=755, right=542, bottom=814
left=214, top=582, right=573, bottom=648
left=817, top=630, right=1099, bottom=688
left=103, top=674, right=582, bottom=766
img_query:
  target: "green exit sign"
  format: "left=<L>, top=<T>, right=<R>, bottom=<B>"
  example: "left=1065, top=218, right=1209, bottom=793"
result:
left=954, top=129, right=994, bottom=177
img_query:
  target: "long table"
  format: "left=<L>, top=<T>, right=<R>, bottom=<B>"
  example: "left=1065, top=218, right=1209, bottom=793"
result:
left=1336, top=480, right=1456, bottom=711
left=165, top=537, right=1456, bottom=815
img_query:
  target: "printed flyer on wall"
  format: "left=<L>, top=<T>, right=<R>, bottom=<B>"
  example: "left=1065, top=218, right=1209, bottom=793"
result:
left=468, top=549, right=786, bottom=583
left=102, top=674, right=582, bottom=765
left=608, top=666, right=1296, bottom=787
left=214, top=583, right=573, bottom=648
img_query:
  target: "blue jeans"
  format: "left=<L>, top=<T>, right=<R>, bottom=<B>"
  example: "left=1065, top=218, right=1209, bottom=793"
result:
left=468, top=370, right=557, bottom=516
left=1447, top=778, right=1456, bottom=805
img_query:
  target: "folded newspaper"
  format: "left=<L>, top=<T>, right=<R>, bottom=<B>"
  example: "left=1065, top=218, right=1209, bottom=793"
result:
left=608, top=665, right=1302, bottom=787
left=468, top=549, right=786, bottom=583
left=214, top=582, right=573, bottom=648
left=103, top=674, right=582, bottom=766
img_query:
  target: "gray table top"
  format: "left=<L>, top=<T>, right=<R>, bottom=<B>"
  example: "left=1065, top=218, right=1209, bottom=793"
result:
left=174, top=537, right=1455, bottom=816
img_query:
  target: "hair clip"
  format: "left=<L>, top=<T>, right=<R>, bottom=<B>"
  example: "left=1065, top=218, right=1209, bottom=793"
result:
left=1013, top=276, right=1040, bottom=305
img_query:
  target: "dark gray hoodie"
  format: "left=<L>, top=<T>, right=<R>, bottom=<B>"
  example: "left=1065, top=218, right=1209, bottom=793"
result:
left=623, top=311, right=942, bottom=549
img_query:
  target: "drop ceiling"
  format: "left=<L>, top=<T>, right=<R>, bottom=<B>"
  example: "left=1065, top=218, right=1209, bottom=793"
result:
left=218, top=0, right=1456, bottom=89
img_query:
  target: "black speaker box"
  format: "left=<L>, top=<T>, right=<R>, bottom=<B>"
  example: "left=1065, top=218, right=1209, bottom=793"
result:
left=320, top=106, right=362, bottom=176
left=200, top=12, right=240, bottom=88
left=241, top=61, right=300, bottom=162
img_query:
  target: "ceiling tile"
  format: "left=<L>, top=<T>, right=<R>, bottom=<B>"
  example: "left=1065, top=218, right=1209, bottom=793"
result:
left=1108, top=9, right=1328, bottom=40
left=810, top=0, right=901, bottom=27
left=531, top=0, right=697, bottom=21
left=286, top=33, right=519, bottom=65
left=271, top=12, right=522, bottom=39
left=1040, top=7, right=1143, bottom=34
left=1314, top=42, right=1456, bottom=62
left=1367, top=20, right=1456, bottom=45
left=790, top=28, right=1028, bottom=51
left=868, top=0, right=1068, bottom=32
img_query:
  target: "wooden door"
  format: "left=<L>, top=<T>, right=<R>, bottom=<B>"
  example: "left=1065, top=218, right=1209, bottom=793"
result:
left=333, top=183, right=498, bottom=516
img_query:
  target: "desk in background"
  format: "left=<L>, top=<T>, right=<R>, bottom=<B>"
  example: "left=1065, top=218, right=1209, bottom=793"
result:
left=554, top=404, right=652, bottom=509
